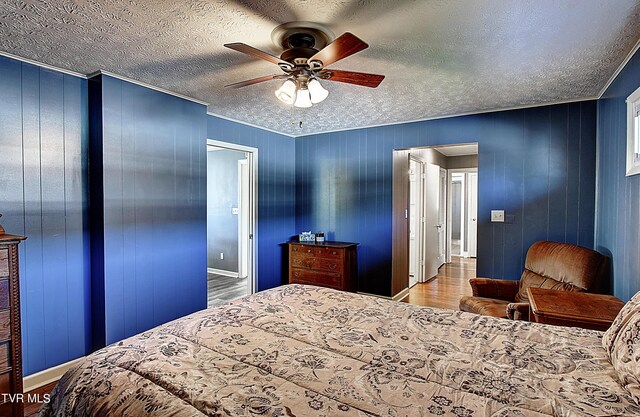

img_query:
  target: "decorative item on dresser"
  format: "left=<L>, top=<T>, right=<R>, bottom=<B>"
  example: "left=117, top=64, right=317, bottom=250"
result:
left=287, top=241, right=358, bottom=291
left=0, top=216, right=26, bottom=417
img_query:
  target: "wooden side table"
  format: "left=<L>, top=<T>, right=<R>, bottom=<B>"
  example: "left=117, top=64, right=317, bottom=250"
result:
left=527, top=287, right=625, bottom=331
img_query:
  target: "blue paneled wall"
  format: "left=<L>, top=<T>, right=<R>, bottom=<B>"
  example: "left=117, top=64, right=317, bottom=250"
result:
left=0, top=56, right=90, bottom=375
left=596, top=47, right=640, bottom=301
left=296, top=103, right=597, bottom=297
left=206, top=117, right=296, bottom=290
left=90, top=75, right=208, bottom=347
left=0, top=51, right=605, bottom=375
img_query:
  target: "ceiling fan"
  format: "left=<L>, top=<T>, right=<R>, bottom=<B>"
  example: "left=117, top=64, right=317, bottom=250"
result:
left=224, top=22, right=385, bottom=108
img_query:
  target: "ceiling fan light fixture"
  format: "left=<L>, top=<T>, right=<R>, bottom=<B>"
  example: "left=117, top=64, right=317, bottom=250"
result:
left=294, top=88, right=312, bottom=108
left=308, top=78, right=329, bottom=104
left=275, top=79, right=296, bottom=104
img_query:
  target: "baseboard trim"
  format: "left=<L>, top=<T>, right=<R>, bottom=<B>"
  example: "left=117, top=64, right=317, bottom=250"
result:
left=24, top=357, right=85, bottom=392
left=357, top=287, right=410, bottom=302
left=392, top=287, right=410, bottom=302
left=207, top=268, right=239, bottom=278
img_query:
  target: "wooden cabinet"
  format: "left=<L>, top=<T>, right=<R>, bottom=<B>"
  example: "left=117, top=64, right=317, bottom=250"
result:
left=0, top=233, right=26, bottom=417
left=288, top=241, right=358, bottom=292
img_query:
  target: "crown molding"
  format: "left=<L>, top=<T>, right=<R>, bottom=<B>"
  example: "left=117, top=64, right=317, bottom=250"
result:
left=0, top=50, right=87, bottom=78
left=0, top=49, right=615, bottom=138
left=598, top=36, right=640, bottom=98
left=292, top=96, right=599, bottom=138
left=89, top=70, right=209, bottom=106
left=206, top=111, right=296, bottom=138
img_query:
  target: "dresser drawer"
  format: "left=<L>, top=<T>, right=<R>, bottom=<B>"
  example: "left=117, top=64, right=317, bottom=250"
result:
left=0, top=370, right=10, bottom=395
left=0, top=310, right=9, bottom=342
left=313, top=257, right=342, bottom=272
left=315, top=247, right=342, bottom=259
left=0, top=280, right=8, bottom=310
left=0, top=343, right=10, bottom=373
left=290, top=244, right=315, bottom=256
left=290, top=256, right=315, bottom=269
left=290, top=268, right=341, bottom=287
left=0, top=400, right=11, bottom=416
left=0, top=250, right=7, bottom=278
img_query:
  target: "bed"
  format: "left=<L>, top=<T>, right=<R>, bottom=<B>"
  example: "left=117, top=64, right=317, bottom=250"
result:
left=40, top=284, right=640, bottom=416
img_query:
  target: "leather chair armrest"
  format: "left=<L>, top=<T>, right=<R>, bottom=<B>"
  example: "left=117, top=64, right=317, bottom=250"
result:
left=468, top=278, right=519, bottom=301
left=506, top=302, right=530, bottom=321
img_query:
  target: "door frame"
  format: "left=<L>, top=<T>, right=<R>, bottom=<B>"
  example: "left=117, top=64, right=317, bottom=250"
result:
left=467, top=172, right=478, bottom=258
left=207, top=139, right=258, bottom=296
left=437, top=167, right=447, bottom=267
left=408, top=155, right=426, bottom=286
left=446, top=168, right=477, bottom=261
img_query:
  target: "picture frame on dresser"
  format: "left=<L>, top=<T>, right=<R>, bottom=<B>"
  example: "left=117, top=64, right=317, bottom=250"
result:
left=0, top=221, right=26, bottom=417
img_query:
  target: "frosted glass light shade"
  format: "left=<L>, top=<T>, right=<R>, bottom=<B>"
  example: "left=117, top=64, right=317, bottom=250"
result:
left=275, top=80, right=296, bottom=105
left=308, top=79, right=329, bottom=103
left=294, top=88, right=312, bottom=108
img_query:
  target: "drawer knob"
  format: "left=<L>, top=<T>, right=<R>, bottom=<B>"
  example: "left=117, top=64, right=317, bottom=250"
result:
left=332, top=251, right=337, bottom=255
left=294, top=272, right=301, bottom=277
left=307, top=249, right=312, bottom=253
left=329, top=264, right=337, bottom=270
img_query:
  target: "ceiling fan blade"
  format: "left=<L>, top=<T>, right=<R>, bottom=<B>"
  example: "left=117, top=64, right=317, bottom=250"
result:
left=308, top=33, right=368, bottom=68
left=224, top=43, right=292, bottom=68
left=318, top=69, right=385, bottom=88
left=225, top=75, right=280, bottom=89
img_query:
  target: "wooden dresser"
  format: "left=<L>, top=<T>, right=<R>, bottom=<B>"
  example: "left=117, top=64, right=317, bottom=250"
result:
left=288, top=241, right=358, bottom=292
left=0, top=232, right=26, bottom=417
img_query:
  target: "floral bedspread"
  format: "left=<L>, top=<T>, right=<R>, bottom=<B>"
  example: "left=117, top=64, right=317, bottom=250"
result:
left=40, top=284, right=640, bottom=416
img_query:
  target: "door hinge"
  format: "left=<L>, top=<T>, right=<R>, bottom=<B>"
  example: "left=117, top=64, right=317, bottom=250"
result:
left=249, top=234, right=253, bottom=239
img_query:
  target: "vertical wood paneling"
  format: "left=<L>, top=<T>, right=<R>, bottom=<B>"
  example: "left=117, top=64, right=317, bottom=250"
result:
left=206, top=117, right=296, bottom=291
left=0, top=56, right=89, bottom=375
left=595, top=46, right=640, bottom=301
left=296, top=101, right=597, bottom=297
left=91, top=75, right=207, bottom=346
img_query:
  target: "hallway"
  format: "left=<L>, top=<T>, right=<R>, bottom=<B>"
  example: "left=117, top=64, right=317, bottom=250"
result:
left=404, top=257, right=475, bottom=310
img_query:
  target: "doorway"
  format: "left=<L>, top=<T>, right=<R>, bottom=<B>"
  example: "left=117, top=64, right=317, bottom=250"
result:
left=206, top=140, right=257, bottom=307
left=391, top=143, right=478, bottom=297
left=448, top=169, right=478, bottom=259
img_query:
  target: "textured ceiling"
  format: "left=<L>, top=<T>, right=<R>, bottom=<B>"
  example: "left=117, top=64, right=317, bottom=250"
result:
left=1, top=1, right=639, bottom=136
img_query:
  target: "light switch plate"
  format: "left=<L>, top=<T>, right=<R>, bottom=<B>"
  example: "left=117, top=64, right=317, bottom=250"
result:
left=232, top=207, right=239, bottom=215
left=491, top=210, right=505, bottom=222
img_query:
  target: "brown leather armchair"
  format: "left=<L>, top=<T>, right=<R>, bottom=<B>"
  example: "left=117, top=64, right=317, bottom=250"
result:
left=459, top=241, right=609, bottom=320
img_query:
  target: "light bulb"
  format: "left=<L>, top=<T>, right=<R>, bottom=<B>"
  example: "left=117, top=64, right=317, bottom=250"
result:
left=275, top=79, right=296, bottom=105
left=294, top=88, right=312, bottom=108
left=308, top=78, right=329, bottom=104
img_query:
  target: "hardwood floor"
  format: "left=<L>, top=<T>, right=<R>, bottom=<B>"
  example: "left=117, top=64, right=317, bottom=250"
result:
left=404, top=256, right=475, bottom=310
left=24, top=381, right=57, bottom=416
left=208, top=273, right=249, bottom=307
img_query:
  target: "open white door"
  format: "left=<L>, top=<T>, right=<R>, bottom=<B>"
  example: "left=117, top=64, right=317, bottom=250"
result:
left=408, top=158, right=424, bottom=287
left=437, top=168, right=447, bottom=266
left=424, top=163, right=440, bottom=280
left=467, top=172, right=478, bottom=258
left=238, top=158, right=250, bottom=279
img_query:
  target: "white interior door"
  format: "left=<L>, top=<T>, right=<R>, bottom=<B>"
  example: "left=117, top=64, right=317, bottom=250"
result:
left=467, top=172, right=478, bottom=258
left=437, top=168, right=447, bottom=266
left=408, top=158, right=424, bottom=287
left=238, top=158, right=250, bottom=278
left=424, top=163, right=440, bottom=280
